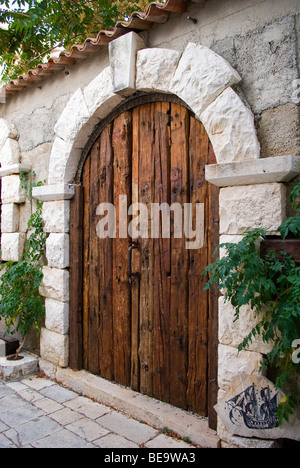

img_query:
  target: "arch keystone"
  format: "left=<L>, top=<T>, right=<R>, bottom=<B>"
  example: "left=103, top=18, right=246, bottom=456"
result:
left=136, top=48, right=181, bottom=93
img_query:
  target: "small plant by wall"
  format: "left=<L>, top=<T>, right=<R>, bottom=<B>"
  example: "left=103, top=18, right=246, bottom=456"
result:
left=204, top=180, right=300, bottom=425
left=0, top=171, right=46, bottom=359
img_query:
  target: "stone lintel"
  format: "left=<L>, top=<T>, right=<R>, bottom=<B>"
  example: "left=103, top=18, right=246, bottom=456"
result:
left=32, top=184, right=76, bottom=201
left=205, top=155, right=300, bottom=187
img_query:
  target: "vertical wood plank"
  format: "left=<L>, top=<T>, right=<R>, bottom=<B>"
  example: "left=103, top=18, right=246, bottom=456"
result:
left=169, top=103, right=189, bottom=409
left=69, top=185, right=84, bottom=370
left=131, top=107, right=141, bottom=391
left=82, top=156, right=91, bottom=370
left=88, top=138, right=101, bottom=374
left=138, top=103, right=155, bottom=397
left=152, top=101, right=171, bottom=403
left=207, top=142, right=219, bottom=430
left=98, top=123, right=114, bottom=381
left=112, top=111, right=132, bottom=386
left=186, top=117, right=209, bottom=415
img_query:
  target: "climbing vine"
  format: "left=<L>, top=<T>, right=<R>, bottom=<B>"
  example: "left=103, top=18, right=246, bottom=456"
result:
left=0, top=171, right=46, bottom=358
left=203, top=180, right=300, bottom=425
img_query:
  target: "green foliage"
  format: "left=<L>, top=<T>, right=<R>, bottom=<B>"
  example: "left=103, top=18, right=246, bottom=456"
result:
left=0, top=0, right=151, bottom=82
left=203, top=180, right=300, bottom=425
left=0, top=171, right=46, bottom=356
left=0, top=260, right=44, bottom=338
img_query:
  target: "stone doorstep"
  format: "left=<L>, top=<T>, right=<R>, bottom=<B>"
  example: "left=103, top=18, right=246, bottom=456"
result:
left=54, top=366, right=220, bottom=448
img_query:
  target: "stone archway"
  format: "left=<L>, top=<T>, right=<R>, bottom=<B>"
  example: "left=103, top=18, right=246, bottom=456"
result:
left=47, top=37, right=261, bottom=186
left=36, top=35, right=264, bottom=412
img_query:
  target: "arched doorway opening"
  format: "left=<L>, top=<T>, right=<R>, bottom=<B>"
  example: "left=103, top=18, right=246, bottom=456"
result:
left=70, top=95, right=219, bottom=418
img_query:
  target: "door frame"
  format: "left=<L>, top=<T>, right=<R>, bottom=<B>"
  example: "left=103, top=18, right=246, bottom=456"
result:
left=69, top=93, right=219, bottom=429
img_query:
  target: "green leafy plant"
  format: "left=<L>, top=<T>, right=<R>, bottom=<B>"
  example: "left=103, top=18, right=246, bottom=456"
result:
left=0, top=0, right=151, bottom=82
left=0, top=171, right=46, bottom=359
left=203, top=180, right=300, bottom=425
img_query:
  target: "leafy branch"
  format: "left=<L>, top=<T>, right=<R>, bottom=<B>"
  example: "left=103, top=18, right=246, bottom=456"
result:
left=0, top=0, right=151, bottom=82
left=203, top=180, right=300, bottom=425
left=0, top=171, right=47, bottom=358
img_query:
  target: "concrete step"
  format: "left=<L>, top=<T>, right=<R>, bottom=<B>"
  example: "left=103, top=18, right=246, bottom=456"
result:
left=55, top=367, right=221, bottom=448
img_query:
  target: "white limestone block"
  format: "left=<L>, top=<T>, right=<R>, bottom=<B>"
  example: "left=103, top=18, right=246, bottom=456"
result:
left=45, top=298, right=69, bottom=335
left=219, top=183, right=286, bottom=235
left=170, top=43, right=241, bottom=116
left=218, top=344, right=263, bottom=391
left=205, top=155, right=300, bottom=187
left=109, top=31, right=145, bottom=95
left=84, top=66, right=124, bottom=119
left=33, top=183, right=75, bottom=202
left=200, top=87, right=261, bottom=164
left=0, top=119, right=18, bottom=151
left=218, top=297, right=274, bottom=355
left=54, top=88, right=95, bottom=148
left=42, top=200, right=70, bottom=233
left=46, top=233, right=70, bottom=269
left=40, top=327, right=69, bottom=367
left=1, top=203, right=19, bottom=233
left=0, top=163, right=32, bottom=178
left=136, top=48, right=181, bottom=93
left=1, top=233, right=25, bottom=262
left=1, top=175, right=26, bottom=204
left=0, top=138, right=20, bottom=166
left=219, top=234, right=245, bottom=259
left=48, top=137, right=81, bottom=184
left=39, top=266, right=69, bottom=302
left=216, top=373, right=300, bottom=442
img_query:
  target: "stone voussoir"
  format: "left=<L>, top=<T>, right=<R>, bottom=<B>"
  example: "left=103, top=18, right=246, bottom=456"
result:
left=169, top=42, right=241, bottom=116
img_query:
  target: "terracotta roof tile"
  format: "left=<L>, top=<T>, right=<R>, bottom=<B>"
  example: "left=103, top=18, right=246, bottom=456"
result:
left=2, top=0, right=190, bottom=98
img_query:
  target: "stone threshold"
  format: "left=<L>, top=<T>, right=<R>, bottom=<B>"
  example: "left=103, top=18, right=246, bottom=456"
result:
left=52, top=366, right=220, bottom=448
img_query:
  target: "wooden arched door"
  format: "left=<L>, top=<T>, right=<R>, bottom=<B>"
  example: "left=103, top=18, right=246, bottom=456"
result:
left=70, top=97, right=219, bottom=418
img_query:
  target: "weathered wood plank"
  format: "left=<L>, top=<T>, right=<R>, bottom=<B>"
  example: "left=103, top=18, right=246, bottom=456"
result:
left=69, top=185, right=84, bottom=370
left=131, top=106, right=141, bottom=391
left=152, top=101, right=171, bottom=403
left=169, top=103, right=189, bottom=409
left=82, top=155, right=91, bottom=370
left=260, top=239, right=300, bottom=264
left=98, top=123, right=114, bottom=380
left=88, top=138, right=101, bottom=374
left=186, top=117, right=209, bottom=415
left=112, top=111, right=132, bottom=386
left=207, top=142, right=219, bottom=430
left=138, top=103, right=155, bottom=397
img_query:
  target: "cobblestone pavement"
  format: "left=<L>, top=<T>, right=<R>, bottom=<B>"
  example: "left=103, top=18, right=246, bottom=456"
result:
left=0, top=376, right=195, bottom=448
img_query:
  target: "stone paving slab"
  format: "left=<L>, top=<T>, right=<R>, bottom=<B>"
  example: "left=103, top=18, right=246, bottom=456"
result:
left=97, top=411, right=159, bottom=445
left=0, top=375, right=199, bottom=449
